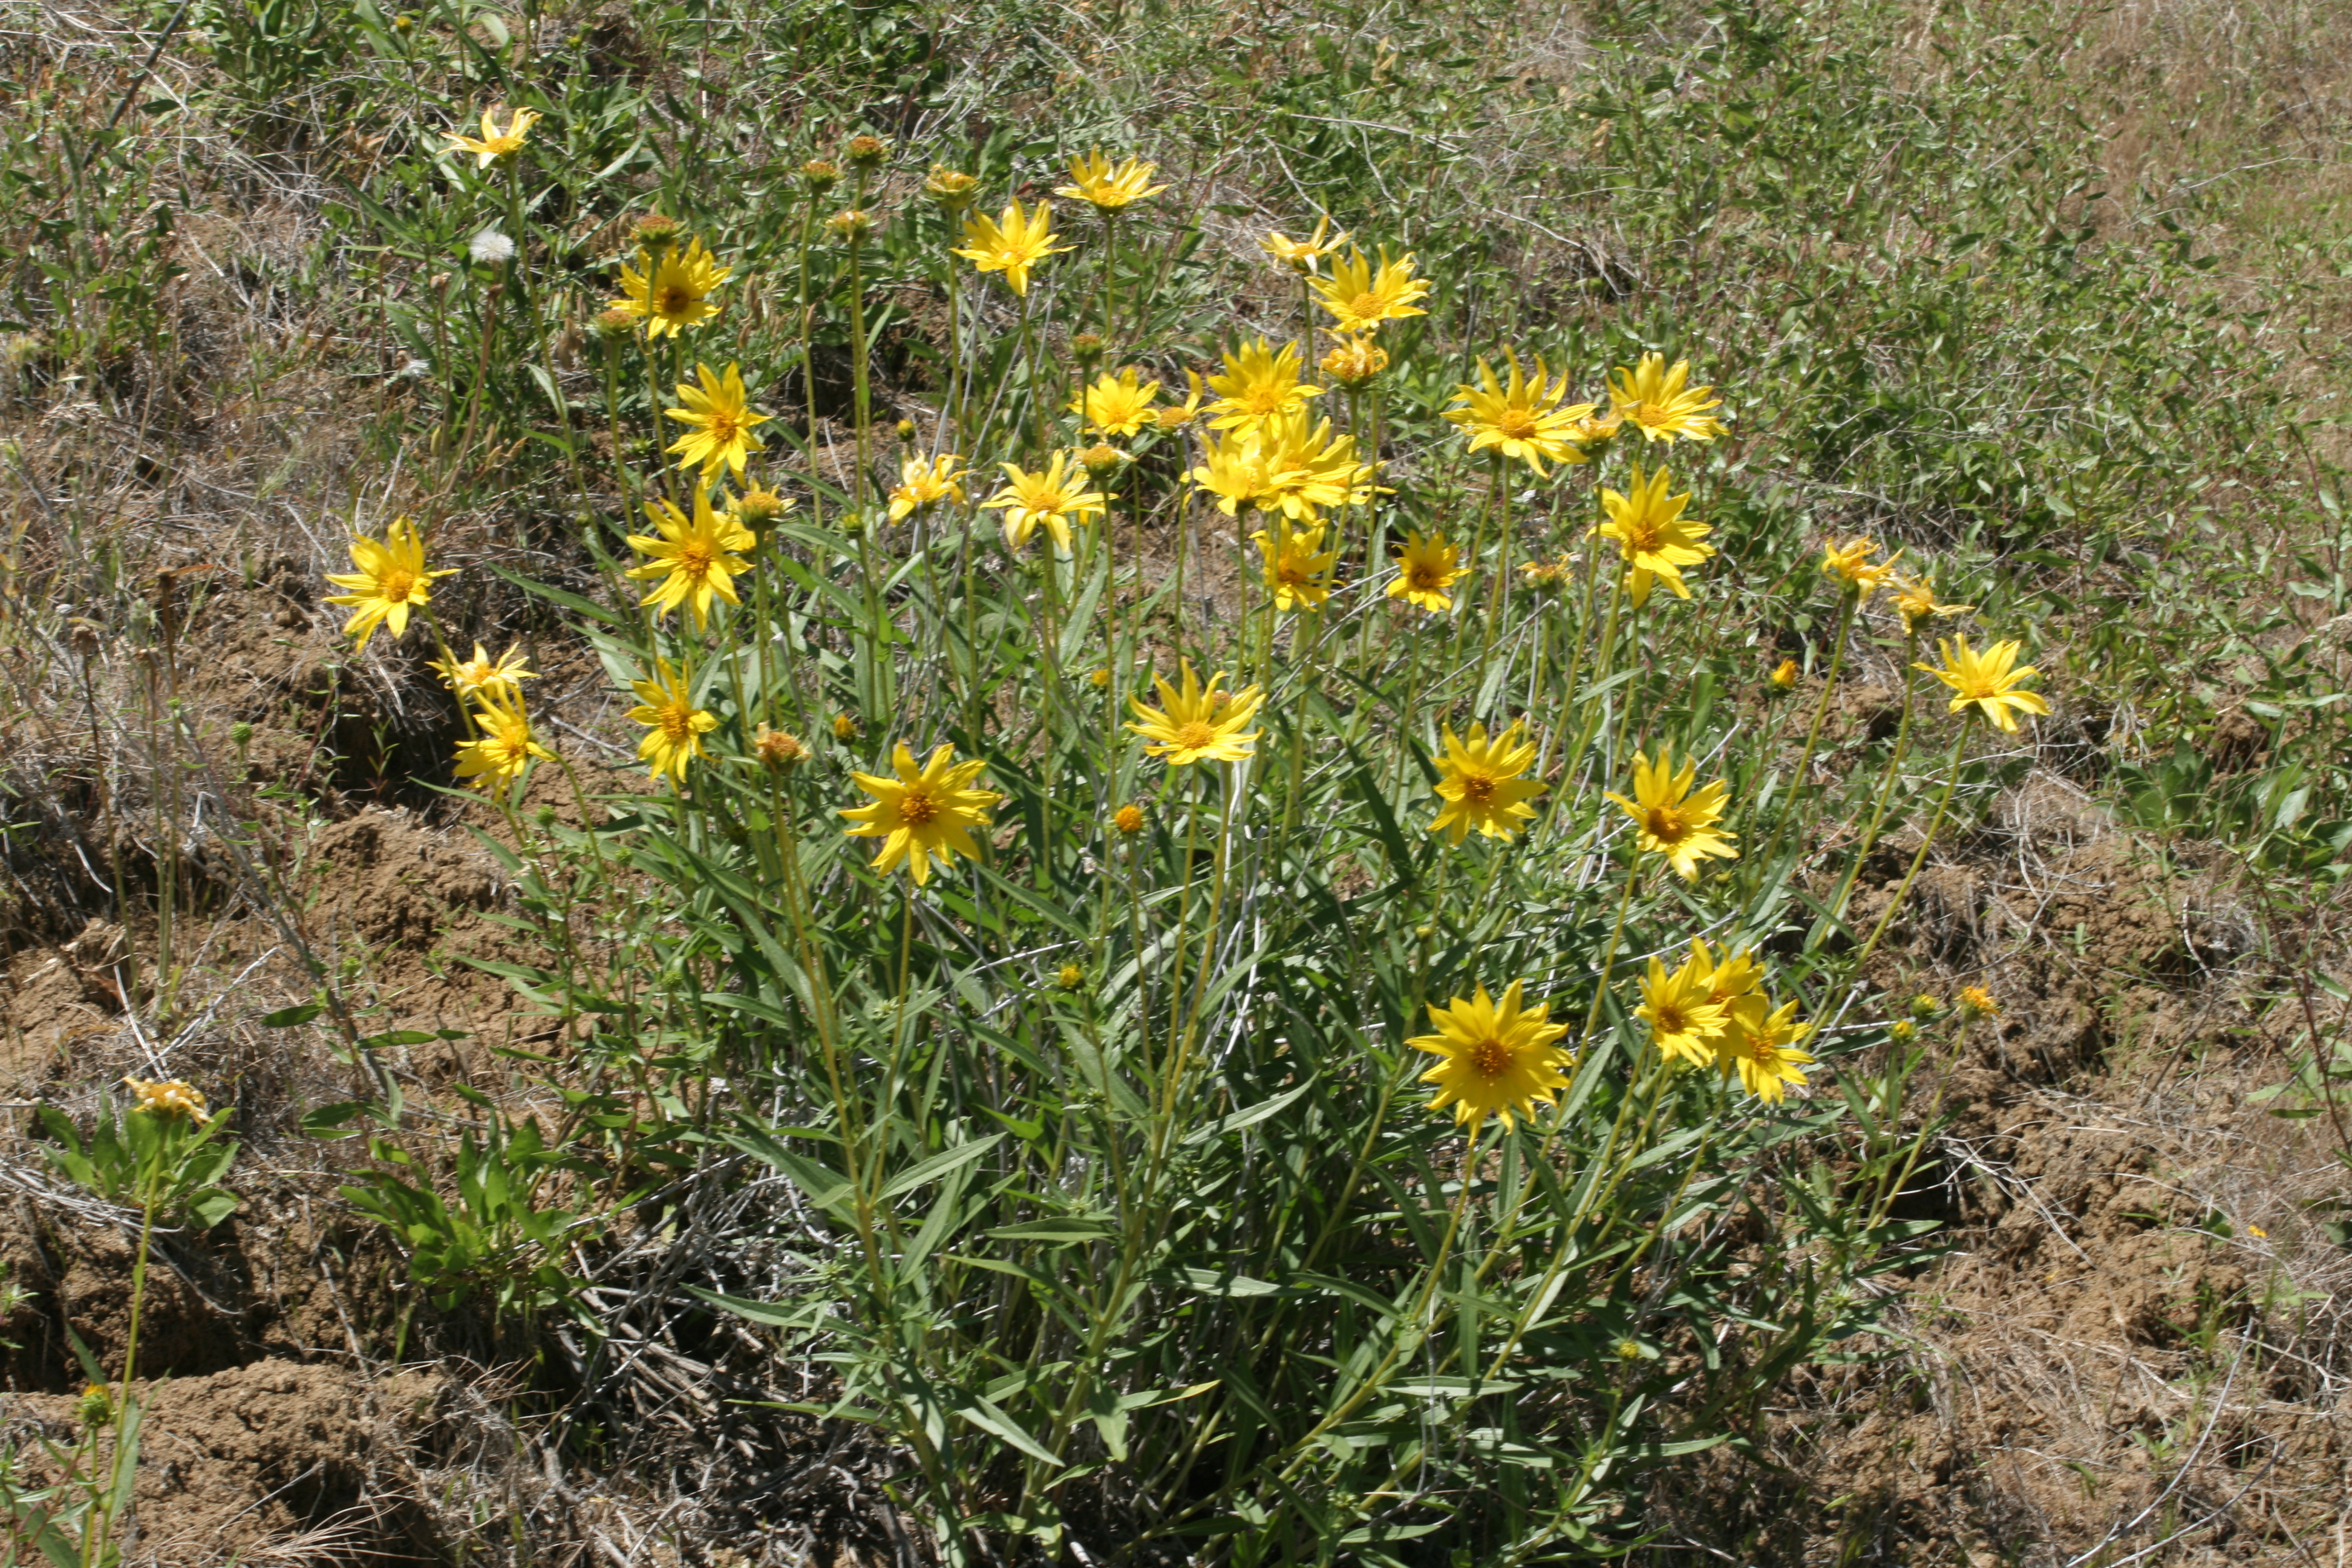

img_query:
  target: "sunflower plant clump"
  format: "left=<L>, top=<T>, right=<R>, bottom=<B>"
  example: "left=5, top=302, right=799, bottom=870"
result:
left=289, top=109, right=2063, bottom=1563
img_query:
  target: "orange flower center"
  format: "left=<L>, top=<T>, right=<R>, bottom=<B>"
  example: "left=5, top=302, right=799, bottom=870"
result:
left=1460, top=774, right=1496, bottom=805
left=1469, top=1038, right=1512, bottom=1077
left=678, top=541, right=715, bottom=581
left=1243, top=385, right=1289, bottom=414
left=1173, top=720, right=1220, bottom=753
left=1495, top=407, right=1540, bottom=440
left=899, top=789, right=939, bottom=826
left=1644, top=805, right=1687, bottom=842
left=655, top=284, right=697, bottom=318
left=1651, top=1004, right=1691, bottom=1036
left=659, top=707, right=697, bottom=743
left=1409, top=565, right=1442, bottom=590
left=702, top=410, right=741, bottom=444
left=379, top=567, right=417, bottom=603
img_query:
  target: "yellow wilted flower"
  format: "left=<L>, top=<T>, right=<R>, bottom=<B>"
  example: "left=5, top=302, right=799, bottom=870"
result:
left=1074, top=366, right=1162, bottom=437
left=610, top=238, right=730, bottom=339
left=1958, top=984, right=2001, bottom=1018
left=324, top=516, right=452, bottom=651
left=888, top=452, right=969, bottom=520
left=1593, top=463, right=1713, bottom=603
left=1263, top=215, right=1350, bottom=274
left=1428, top=720, right=1546, bottom=845
left=1055, top=151, right=1167, bottom=212
left=123, top=1076, right=212, bottom=1124
left=1319, top=333, right=1388, bottom=388
left=1821, top=536, right=1901, bottom=599
left=442, top=106, right=541, bottom=167
left=664, top=361, right=770, bottom=480
left=1410, top=981, right=1572, bottom=1134
left=841, top=742, right=999, bottom=886
left=626, top=483, right=756, bottom=630
left=1719, top=996, right=1815, bottom=1103
left=1635, top=951, right=1731, bottom=1069
left=1768, top=657, right=1800, bottom=691
left=1387, top=531, right=1464, bottom=614
left=1128, top=661, right=1264, bottom=766
left=1607, top=352, right=1726, bottom=444
left=1204, top=337, right=1321, bottom=432
left=982, top=451, right=1108, bottom=553
left=1606, top=749, right=1737, bottom=880
left=1445, top=351, right=1597, bottom=476
left=1918, top=636, right=2050, bottom=732
left=1250, top=518, right=1338, bottom=612
left=753, top=724, right=809, bottom=770
left=428, top=642, right=537, bottom=704
left=627, top=658, right=717, bottom=783
left=453, top=690, right=556, bottom=788
left=1314, top=248, right=1431, bottom=333
left=1690, top=938, right=1764, bottom=1010
left=1892, top=572, right=1971, bottom=633
left=953, top=199, right=1072, bottom=295
left=1155, top=370, right=1207, bottom=430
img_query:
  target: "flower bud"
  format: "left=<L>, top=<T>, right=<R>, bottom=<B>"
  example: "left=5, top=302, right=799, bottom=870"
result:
left=1069, top=332, right=1105, bottom=365
left=844, top=135, right=888, bottom=172
left=1089, top=666, right=1112, bottom=688
left=1078, top=443, right=1124, bottom=475
left=229, top=720, right=253, bottom=748
left=632, top=212, right=682, bottom=247
left=924, top=167, right=979, bottom=207
left=594, top=305, right=637, bottom=339
left=895, top=418, right=917, bottom=443
left=1909, top=993, right=1941, bottom=1019
left=801, top=159, right=842, bottom=193
left=1319, top=333, right=1388, bottom=388
left=1889, top=1019, right=1917, bottom=1045
left=1768, top=656, right=1799, bottom=691
left=832, top=713, right=859, bottom=741
left=1056, top=962, right=1085, bottom=991
left=825, top=208, right=874, bottom=244
left=1114, top=803, right=1145, bottom=834
left=753, top=724, right=809, bottom=770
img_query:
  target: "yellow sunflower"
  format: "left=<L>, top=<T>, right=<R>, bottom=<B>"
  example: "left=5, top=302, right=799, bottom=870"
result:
left=1250, top=518, right=1339, bottom=612
left=1892, top=572, right=1971, bottom=633
left=627, top=658, right=719, bottom=783
left=1262, top=215, right=1350, bottom=274
left=427, top=641, right=538, bottom=704
left=1428, top=720, right=1546, bottom=845
left=1128, top=661, right=1265, bottom=766
left=663, top=361, right=769, bottom=481
left=1204, top=337, right=1322, bottom=433
left=1190, top=428, right=1275, bottom=517
left=1719, top=995, right=1814, bottom=1103
left=324, top=516, right=452, bottom=651
left=1411, top=980, right=1572, bottom=1134
left=1635, top=950, right=1732, bottom=1068
left=1445, top=351, right=1598, bottom=476
left=452, top=690, right=556, bottom=789
left=1254, top=413, right=1376, bottom=521
left=1074, top=367, right=1163, bottom=437
left=953, top=199, right=1073, bottom=295
left=1821, top=536, right=1901, bottom=599
left=1607, top=352, right=1726, bottom=443
left=1917, top=636, right=2051, bottom=732
left=1593, top=463, right=1713, bottom=603
left=1605, top=750, right=1738, bottom=880
left=982, top=451, right=1108, bottom=552
left=1054, top=151, right=1167, bottom=212
left=887, top=452, right=968, bottom=521
left=626, top=483, right=757, bottom=630
left=841, top=742, right=999, bottom=886
left=610, top=238, right=730, bottom=339
left=442, top=106, right=541, bottom=168
left=1387, top=531, right=1464, bottom=614
left=1313, top=248, right=1431, bottom=334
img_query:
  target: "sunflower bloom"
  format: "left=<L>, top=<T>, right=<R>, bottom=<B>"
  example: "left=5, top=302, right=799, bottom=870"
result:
left=1918, top=636, right=2051, bottom=732
left=324, top=516, right=451, bottom=651
left=1055, top=151, right=1167, bottom=212
left=1690, top=938, right=1764, bottom=1011
left=1607, top=352, right=1726, bottom=444
left=1636, top=950, right=1733, bottom=1069
left=1251, top=518, right=1338, bottom=612
left=453, top=691, right=556, bottom=789
left=1446, top=351, right=1598, bottom=476
left=124, top=1077, right=211, bottom=1123
left=1720, top=995, right=1814, bottom=1102
left=953, top=199, right=1071, bottom=295
left=1593, top=463, right=1713, bottom=603
left=982, top=451, right=1108, bottom=552
left=612, top=238, right=730, bottom=338
left=442, top=106, right=541, bottom=167
left=1155, top=370, right=1207, bottom=430
left=841, top=742, right=999, bottom=886
left=1428, top=720, right=1546, bottom=846
left=1606, top=750, right=1738, bottom=880
left=1255, top=413, right=1376, bottom=521
left=1074, top=367, right=1163, bottom=437
left=1314, top=249, right=1431, bottom=333
left=1411, top=981, right=1572, bottom=1134
left=1892, top=572, right=1971, bottom=633
left=627, top=659, right=718, bottom=783
left=1190, top=429, right=1275, bottom=516
left=1204, top=337, right=1322, bottom=433
left=1821, top=536, right=1901, bottom=599
left=1128, top=661, right=1264, bottom=766
left=428, top=642, right=538, bottom=704
left=1320, top=333, right=1388, bottom=388
left=1388, top=531, right=1464, bottom=614
left=626, top=483, right=757, bottom=630
left=888, top=452, right=969, bottom=521
left=1263, top=215, right=1350, bottom=273
left=664, top=361, right=769, bottom=480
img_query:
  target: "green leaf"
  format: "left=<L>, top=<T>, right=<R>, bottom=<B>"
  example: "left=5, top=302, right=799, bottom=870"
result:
left=260, top=1002, right=324, bottom=1028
